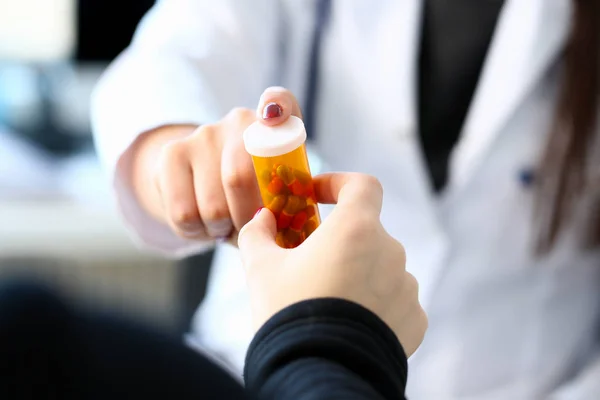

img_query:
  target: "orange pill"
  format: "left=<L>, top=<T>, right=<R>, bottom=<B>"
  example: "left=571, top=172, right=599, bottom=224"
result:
left=268, top=195, right=287, bottom=214
left=305, top=184, right=315, bottom=202
left=267, top=176, right=285, bottom=194
left=290, top=180, right=306, bottom=196
left=277, top=212, right=293, bottom=230
left=259, top=169, right=272, bottom=186
left=284, top=195, right=307, bottom=215
left=283, top=229, right=302, bottom=248
left=303, top=219, right=317, bottom=237
left=276, top=164, right=295, bottom=185
left=262, top=193, right=274, bottom=207
left=271, top=163, right=281, bottom=178
left=275, top=231, right=286, bottom=248
left=291, top=211, right=307, bottom=231
left=305, top=205, right=316, bottom=218
left=294, top=169, right=312, bottom=185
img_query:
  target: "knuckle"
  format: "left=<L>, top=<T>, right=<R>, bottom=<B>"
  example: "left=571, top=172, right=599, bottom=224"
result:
left=201, top=202, right=230, bottom=222
left=191, top=124, right=219, bottom=146
left=405, top=272, right=420, bottom=300
left=420, top=308, right=429, bottom=332
left=170, top=203, right=201, bottom=227
left=395, top=242, right=407, bottom=265
left=223, top=166, right=254, bottom=191
left=227, top=107, right=254, bottom=122
left=360, top=174, right=384, bottom=195
left=415, top=308, right=429, bottom=343
left=159, top=140, right=187, bottom=163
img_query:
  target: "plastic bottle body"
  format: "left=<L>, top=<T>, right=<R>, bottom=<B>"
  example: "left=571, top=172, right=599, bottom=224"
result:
left=251, top=143, right=321, bottom=248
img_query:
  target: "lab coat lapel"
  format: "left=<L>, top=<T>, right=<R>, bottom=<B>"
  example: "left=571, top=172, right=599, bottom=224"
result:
left=374, top=0, right=450, bottom=309
left=450, top=0, right=572, bottom=190
left=379, top=0, right=422, bottom=135
left=328, top=0, right=445, bottom=306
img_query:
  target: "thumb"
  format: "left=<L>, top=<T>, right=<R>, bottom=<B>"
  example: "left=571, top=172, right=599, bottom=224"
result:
left=257, top=87, right=303, bottom=126
left=238, top=208, right=283, bottom=266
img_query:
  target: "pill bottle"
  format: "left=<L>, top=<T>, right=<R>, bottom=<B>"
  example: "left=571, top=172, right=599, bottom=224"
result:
left=243, top=116, right=321, bottom=248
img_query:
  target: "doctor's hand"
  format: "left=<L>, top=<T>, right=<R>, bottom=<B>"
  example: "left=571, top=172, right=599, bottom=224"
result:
left=238, top=173, right=428, bottom=357
left=128, top=87, right=303, bottom=242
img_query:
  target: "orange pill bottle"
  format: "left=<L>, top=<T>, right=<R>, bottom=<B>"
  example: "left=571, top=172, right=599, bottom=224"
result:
left=243, top=116, right=321, bottom=248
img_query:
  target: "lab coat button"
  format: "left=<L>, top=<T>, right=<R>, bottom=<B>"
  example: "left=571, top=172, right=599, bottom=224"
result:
left=518, top=168, right=535, bottom=187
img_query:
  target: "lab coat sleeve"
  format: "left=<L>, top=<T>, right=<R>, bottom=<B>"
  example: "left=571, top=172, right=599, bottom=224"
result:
left=91, top=0, right=280, bottom=258
left=548, top=349, right=600, bottom=400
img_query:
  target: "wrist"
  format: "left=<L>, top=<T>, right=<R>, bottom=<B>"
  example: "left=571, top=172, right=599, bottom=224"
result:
left=245, top=298, right=408, bottom=397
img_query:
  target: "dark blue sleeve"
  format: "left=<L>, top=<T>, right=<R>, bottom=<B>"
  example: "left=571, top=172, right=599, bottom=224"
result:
left=0, top=282, right=253, bottom=400
left=0, top=282, right=407, bottom=400
left=244, top=299, right=408, bottom=400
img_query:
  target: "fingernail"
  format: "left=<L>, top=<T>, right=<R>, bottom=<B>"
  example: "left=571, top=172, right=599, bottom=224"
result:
left=205, top=219, right=233, bottom=238
left=264, top=86, right=287, bottom=94
left=262, top=103, right=283, bottom=120
left=180, top=221, right=205, bottom=236
left=254, top=207, right=264, bottom=218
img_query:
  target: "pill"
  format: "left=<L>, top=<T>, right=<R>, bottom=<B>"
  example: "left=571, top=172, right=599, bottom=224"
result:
left=290, top=180, right=306, bottom=196
left=267, top=176, right=285, bottom=194
left=284, top=196, right=307, bottom=215
left=260, top=169, right=272, bottom=186
left=305, top=205, right=316, bottom=218
left=290, top=211, right=307, bottom=231
left=303, top=219, right=317, bottom=237
left=268, top=195, right=287, bottom=214
left=284, top=229, right=302, bottom=248
left=276, top=232, right=286, bottom=248
left=294, top=170, right=312, bottom=185
left=271, top=163, right=281, bottom=178
left=262, top=193, right=274, bottom=207
left=276, top=164, right=295, bottom=185
left=306, top=184, right=317, bottom=202
left=277, top=212, right=293, bottom=230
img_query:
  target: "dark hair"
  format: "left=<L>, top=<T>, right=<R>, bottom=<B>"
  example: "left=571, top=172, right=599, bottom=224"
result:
left=536, top=0, right=600, bottom=253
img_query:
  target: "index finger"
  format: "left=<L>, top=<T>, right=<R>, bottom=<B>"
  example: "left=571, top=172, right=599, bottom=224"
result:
left=221, top=109, right=263, bottom=232
left=257, top=86, right=303, bottom=126
left=313, top=173, right=384, bottom=215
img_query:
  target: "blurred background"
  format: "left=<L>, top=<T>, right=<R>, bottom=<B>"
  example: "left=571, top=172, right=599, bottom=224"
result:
left=0, top=0, right=209, bottom=335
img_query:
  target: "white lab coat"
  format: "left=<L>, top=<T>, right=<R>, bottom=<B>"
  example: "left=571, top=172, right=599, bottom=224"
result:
left=92, top=0, right=600, bottom=398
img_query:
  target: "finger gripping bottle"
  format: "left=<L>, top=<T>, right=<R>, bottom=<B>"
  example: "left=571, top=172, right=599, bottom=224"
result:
left=243, top=116, right=321, bottom=248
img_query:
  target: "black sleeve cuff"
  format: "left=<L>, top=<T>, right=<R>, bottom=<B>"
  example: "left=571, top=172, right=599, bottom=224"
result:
left=244, top=298, right=408, bottom=399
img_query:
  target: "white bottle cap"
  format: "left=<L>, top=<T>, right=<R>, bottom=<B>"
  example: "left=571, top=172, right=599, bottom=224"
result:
left=243, top=116, right=307, bottom=157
